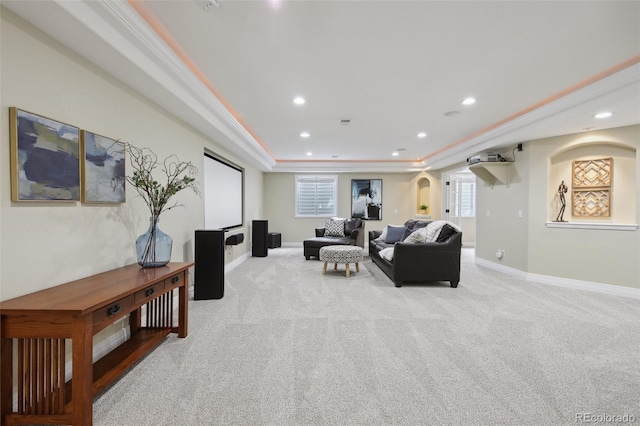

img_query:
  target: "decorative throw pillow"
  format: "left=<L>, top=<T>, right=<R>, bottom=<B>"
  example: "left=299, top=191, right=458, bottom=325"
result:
left=384, top=225, right=407, bottom=244
left=404, top=227, right=429, bottom=243
left=401, top=226, right=414, bottom=241
left=412, top=221, right=430, bottom=230
left=375, top=224, right=401, bottom=241
left=379, top=247, right=394, bottom=262
left=324, top=218, right=345, bottom=237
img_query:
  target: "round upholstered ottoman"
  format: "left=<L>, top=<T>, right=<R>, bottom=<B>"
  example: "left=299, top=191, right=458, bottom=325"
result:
left=319, top=245, right=364, bottom=278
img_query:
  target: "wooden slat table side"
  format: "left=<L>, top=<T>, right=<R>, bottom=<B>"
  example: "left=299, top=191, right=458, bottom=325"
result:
left=0, top=262, right=194, bottom=426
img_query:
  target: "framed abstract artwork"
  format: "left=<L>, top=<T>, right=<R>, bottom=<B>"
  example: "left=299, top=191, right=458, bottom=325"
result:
left=9, top=107, right=80, bottom=201
left=351, top=179, right=382, bottom=220
left=80, top=131, right=125, bottom=203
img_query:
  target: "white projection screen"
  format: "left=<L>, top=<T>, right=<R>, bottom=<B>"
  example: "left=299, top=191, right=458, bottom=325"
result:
left=204, top=153, right=243, bottom=229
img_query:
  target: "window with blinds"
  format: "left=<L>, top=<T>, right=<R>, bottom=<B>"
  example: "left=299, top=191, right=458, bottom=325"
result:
left=460, top=180, right=476, bottom=217
left=295, top=175, right=338, bottom=217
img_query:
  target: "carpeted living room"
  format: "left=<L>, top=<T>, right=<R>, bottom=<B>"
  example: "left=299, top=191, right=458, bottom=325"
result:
left=1, top=2, right=639, bottom=426
left=92, top=247, right=639, bottom=425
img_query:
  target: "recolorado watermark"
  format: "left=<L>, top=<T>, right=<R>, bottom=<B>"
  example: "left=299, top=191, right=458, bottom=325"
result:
left=576, top=413, right=636, bottom=423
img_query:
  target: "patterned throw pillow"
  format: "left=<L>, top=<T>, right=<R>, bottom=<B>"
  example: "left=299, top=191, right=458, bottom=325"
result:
left=384, top=225, right=407, bottom=244
left=324, top=219, right=345, bottom=237
left=404, top=227, right=429, bottom=243
left=379, top=247, right=394, bottom=262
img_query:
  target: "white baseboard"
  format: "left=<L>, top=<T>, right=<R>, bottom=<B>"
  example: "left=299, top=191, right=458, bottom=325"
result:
left=225, top=252, right=249, bottom=273
left=475, top=257, right=528, bottom=279
left=475, top=257, right=640, bottom=299
left=284, top=242, right=303, bottom=247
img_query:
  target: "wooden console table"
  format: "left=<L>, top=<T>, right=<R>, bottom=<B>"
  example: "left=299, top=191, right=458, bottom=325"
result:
left=0, top=262, right=193, bottom=425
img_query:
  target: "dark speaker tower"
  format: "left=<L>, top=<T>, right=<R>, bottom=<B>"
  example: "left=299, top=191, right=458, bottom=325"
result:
left=194, top=230, right=225, bottom=300
left=252, top=220, right=268, bottom=257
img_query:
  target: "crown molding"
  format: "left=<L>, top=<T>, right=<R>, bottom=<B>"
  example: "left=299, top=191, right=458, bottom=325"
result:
left=6, top=0, right=275, bottom=171
left=426, top=61, right=640, bottom=171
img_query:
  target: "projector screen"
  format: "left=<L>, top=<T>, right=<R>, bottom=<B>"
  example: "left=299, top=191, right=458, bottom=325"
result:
left=204, top=153, right=243, bottom=230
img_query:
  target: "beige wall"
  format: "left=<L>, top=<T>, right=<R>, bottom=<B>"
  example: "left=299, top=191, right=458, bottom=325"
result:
left=476, top=125, right=639, bottom=289
left=264, top=172, right=441, bottom=245
left=527, top=125, right=639, bottom=288
left=475, top=146, right=530, bottom=272
left=0, top=8, right=262, bottom=304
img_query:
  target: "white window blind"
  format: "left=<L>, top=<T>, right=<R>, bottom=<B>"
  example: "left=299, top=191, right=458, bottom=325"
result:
left=460, top=179, right=476, bottom=217
left=295, top=175, right=337, bottom=217
left=450, top=176, right=476, bottom=218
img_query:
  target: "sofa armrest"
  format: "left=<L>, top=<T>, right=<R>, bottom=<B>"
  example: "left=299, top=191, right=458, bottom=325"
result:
left=369, top=230, right=382, bottom=241
left=315, top=227, right=326, bottom=237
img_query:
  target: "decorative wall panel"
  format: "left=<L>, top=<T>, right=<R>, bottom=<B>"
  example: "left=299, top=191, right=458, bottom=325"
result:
left=572, top=189, right=611, bottom=217
left=572, top=158, right=612, bottom=217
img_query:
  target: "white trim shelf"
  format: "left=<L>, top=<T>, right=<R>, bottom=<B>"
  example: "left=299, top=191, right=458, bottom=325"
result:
left=469, top=162, right=512, bottom=188
left=545, top=222, right=638, bottom=231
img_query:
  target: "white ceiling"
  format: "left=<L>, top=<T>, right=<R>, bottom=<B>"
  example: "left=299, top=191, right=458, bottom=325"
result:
left=3, top=0, right=640, bottom=173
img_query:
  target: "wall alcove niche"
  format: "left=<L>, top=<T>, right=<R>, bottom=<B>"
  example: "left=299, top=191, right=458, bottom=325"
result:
left=547, top=141, right=637, bottom=228
left=416, top=177, right=431, bottom=216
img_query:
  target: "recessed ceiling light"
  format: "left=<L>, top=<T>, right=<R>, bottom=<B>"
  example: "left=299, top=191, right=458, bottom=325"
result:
left=293, top=96, right=305, bottom=105
left=306, top=152, right=312, bottom=156
left=417, top=132, right=427, bottom=138
left=203, top=0, right=220, bottom=11
left=594, top=111, right=612, bottom=119
left=461, top=97, right=476, bottom=106
left=300, top=132, right=310, bottom=138
left=444, top=110, right=460, bottom=117
left=392, top=152, right=399, bottom=157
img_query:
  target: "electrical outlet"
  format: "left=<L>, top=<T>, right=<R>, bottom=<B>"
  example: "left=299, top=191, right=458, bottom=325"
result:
left=495, top=249, right=504, bottom=259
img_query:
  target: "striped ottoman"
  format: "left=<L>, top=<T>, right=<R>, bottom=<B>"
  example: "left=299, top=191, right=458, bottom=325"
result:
left=319, top=245, right=364, bottom=278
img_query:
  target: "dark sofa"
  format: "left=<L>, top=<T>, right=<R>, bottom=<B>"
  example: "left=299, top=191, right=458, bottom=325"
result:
left=369, top=219, right=462, bottom=288
left=304, top=218, right=364, bottom=260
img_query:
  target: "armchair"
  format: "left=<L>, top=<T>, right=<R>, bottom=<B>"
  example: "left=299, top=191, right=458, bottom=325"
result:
left=304, top=218, right=364, bottom=260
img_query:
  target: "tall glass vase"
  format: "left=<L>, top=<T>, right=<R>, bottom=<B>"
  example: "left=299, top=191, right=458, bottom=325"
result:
left=136, top=217, right=173, bottom=268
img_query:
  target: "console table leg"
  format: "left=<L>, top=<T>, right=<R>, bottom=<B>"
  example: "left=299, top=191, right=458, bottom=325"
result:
left=1, top=337, right=12, bottom=424
left=72, top=317, right=94, bottom=425
left=178, top=281, right=188, bottom=338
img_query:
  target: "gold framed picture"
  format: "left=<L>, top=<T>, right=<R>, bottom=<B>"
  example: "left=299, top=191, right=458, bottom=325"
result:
left=9, top=107, right=80, bottom=201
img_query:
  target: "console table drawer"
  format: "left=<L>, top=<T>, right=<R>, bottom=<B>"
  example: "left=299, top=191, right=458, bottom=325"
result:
left=164, top=272, right=184, bottom=291
left=134, top=282, right=166, bottom=304
left=93, top=295, right=134, bottom=329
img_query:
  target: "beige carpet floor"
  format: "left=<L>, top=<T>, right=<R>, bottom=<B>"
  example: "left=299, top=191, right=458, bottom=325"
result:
left=93, top=248, right=640, bottom=425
